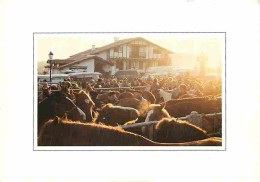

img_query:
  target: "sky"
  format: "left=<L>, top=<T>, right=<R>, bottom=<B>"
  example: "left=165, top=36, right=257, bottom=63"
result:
left=36, top=33, right=225, bottom=69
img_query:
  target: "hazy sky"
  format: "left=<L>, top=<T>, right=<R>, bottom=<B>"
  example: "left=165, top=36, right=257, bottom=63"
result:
left=36, top=34, right=224, bottom=68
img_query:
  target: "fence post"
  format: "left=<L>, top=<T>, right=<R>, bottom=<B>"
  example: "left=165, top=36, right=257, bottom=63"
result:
left=186, top=111, right=203, bottom=128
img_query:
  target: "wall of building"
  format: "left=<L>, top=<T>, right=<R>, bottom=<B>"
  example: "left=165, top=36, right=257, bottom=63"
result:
left=102, top=64, right=111, bottom=72
left=107, top=40, right=168, bottom=60
left=97, top=52, right=107, bottom=60
left=59, top=59, right=95, bottom=73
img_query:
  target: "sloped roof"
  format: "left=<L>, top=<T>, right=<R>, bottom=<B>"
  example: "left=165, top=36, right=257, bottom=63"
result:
left=49, top=37, right=174, bottom=70
left=57, top=55, right=113, bottom=70
left=69, top=38, right=135, bottom=59
left=69, top=37, right=174, bottom=60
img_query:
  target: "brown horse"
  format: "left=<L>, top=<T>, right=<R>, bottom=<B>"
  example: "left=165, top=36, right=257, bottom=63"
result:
left=117, top=98, right=150, bottom=117
left=37, top=91, right=86, bottom=136
left=118, top=92, right=135, bottom=100
left=141, top=103, right=171, bottom=140
left=202, top=114, right=222, bottom=136
left=154, top=117, right=210, bottom=143
left=94, top=104, right=140, bottom=126
left=165, top=96, right=222, bottom=118
left=38, top=117, right=222, bottom=146
left=97, top=91, right=120, bottom=104
left=74, top=90, right=95, bottom=122
left=142, top=91, right=156, bottom=104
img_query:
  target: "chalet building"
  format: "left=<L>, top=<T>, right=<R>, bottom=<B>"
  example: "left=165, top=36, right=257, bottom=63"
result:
left=46, top=37, right=174, bottom=75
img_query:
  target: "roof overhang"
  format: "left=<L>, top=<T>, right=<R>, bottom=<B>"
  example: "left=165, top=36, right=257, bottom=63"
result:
left=57, top=56, right=114, bottom=70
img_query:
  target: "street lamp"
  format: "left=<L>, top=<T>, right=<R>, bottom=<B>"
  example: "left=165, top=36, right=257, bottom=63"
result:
left=48, top=51, right=55, bottom=90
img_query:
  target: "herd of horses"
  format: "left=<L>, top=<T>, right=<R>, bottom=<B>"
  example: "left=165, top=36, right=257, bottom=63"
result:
left=37, top=85, right=222, bottom=147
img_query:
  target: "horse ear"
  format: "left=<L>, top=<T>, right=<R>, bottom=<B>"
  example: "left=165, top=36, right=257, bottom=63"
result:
left=53, top=116, right=60, bottom=124
left=159, top=102, right=166, bottom=110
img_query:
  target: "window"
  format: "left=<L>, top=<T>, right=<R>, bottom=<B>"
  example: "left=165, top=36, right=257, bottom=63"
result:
left=139, top=61, right=143, bottom=69
left=139, top=46, right=146, bottom=58
left=118, top=46, right=123, bottom=53
left=153, top=48, right=161, bottom=54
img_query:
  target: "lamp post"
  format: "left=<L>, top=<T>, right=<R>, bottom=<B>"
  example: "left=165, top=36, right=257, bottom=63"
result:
left=48, top=51, right=54, bottom=90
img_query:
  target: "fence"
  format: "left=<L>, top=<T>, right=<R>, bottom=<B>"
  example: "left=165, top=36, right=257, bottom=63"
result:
left=119, top=112, right=222, bottom=130
left=118, top=112, right=222, bottom=140
left=38, top=86, right=148, bottom=93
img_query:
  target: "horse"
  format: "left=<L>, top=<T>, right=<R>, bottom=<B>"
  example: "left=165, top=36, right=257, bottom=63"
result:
left=74, top=90, right=95, bottom=122
left=154, top=117, right=211, bottom=143
left=131, top=91, right=143, bottom=101
left=171, top=87, right=180, bottom=99
left=202, top=114, right=222, bottom=136
left=142, top=91, right=156, bottom=104
left=117, top=98, right=150, bottom=117
left=152, top=89, right=172, bottom=103
left=141, top=103, right=171, bottom=140
left=37, top=91, right=86, bottom=136
left=97, top=91, right=120, bottom=104
left=164, top=97, right=222, bottom=118
left=118, top=92, right=135, bottom=100
left=178, top=94, right=197, bottom=99
left=38, top=116, right=222, bottom=146
left=94, top=104, right=140, bottom=126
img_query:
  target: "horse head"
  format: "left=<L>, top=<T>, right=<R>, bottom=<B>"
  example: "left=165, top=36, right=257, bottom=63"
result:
left=94, top=104, right=112, bottom=125
left=52, top=92, right=86, bottom=121
left=142, top=102, right=171, bottom=140
left=37, top=91, right=86, bottom=136
left=145, top=103, right=170, bottom=122
left=74, top=90, right=95, bottom=122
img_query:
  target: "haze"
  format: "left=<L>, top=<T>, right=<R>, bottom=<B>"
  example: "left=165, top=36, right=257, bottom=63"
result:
left=36, top=34, right=224, bottom=69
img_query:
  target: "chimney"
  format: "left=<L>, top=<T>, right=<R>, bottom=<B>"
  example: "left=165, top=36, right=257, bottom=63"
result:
left=114, top=37, right=119, bottom=42
left=92, top=45, right=95, bottom=51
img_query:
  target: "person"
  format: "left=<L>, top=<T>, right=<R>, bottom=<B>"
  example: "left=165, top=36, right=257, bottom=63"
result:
left=107, top=91, right=118, bottom=104
left=61, top=81, right=74, bottom=100
left=204, top=81, right=216, bottom=96
left=178, top=84, right=188, bottom=98
left=86, top=83, right=94, bottom=93
left=42, top=82, right=50, bottom=99
left=90, top=91, right=102, bottom=109
left=111, top=79, right=119, bottom=87
left=131, top=79, right=140, bottom=87
left=147, top=75, right=153, bottom=82
left=121, top=78, right=129, bottom=87
left=81, top=79, right=86, bottom=89
left=94, top=78, right=103, bottom=88
left=103, top=80, right=111, bottom=88
left=151, top=78, right=160, bottom=91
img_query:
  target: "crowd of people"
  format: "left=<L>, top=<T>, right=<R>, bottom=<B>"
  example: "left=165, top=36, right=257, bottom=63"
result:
left=38, top=74, right=222, bottom=109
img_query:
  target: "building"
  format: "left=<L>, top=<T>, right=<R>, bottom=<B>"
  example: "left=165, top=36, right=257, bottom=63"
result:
left=46, top=37, right=174, bottom=76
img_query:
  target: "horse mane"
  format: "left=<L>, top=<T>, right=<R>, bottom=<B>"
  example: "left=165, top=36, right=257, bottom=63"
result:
left=101, top=103, right=113, bottom=110
left=155, top=117, right=207, bottom=134
left=71, top=82, right=81, bottom=89
left=38, top=91, right=61, bottom=104
left=50, top=85, right=59, bottom=90
left=148, top=104, right=161, bottom=110
left=76, top=90, right=95, bottom=106
left=147, top=104, right=171, bottom=120
left=154, top=117, right=209, bottom=143
left=38, top=117, right=149, bottom=146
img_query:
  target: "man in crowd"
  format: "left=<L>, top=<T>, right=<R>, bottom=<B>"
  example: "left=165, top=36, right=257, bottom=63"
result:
left=107, top=91, right=119, bottom=104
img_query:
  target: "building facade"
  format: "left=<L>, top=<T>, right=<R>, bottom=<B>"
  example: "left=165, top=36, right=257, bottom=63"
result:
left=46, top=37, right=174, bottom=75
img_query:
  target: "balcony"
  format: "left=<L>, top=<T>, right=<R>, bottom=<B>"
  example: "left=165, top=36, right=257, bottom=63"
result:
left=129, top=52, right=146, bottom=58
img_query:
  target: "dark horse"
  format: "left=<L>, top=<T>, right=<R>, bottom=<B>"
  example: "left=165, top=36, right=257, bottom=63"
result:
left=38, top=91, right=86, bottom=136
